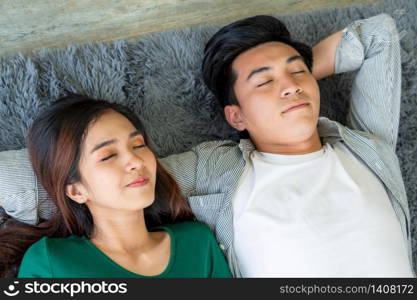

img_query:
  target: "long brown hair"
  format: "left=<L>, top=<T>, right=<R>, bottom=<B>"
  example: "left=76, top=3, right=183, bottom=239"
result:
left=0, top=95, right=195, bottom=277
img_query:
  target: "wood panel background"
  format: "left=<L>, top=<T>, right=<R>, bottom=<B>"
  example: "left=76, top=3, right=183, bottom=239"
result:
left=0, top=0, right=379, bottom=58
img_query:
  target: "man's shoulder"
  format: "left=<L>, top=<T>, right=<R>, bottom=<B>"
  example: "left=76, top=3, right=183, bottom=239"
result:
left=192, top=139, right=240, bottom=153
left=318, top=117, right=388, bottom=143
left=160, top=139, right=243, bottom=165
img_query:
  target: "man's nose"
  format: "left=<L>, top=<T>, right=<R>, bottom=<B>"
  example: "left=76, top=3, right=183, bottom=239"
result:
left=280, top=77, right=302, bottom=98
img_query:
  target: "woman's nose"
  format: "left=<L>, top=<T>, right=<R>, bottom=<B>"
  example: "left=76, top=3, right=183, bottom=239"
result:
left=126, top=153, right=144, bottom=171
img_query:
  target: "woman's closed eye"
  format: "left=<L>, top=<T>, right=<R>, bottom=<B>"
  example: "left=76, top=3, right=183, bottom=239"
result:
left=100, top=153, right=116, bottom=162
left=100, top=145, right=146, bottom=161
left=291, top=70, right=305, bottom=74
left=256, top=79, right=273, bottom=88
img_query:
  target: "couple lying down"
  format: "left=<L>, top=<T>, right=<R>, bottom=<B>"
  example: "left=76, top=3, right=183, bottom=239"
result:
left=0, top=13, right=414, bottom=278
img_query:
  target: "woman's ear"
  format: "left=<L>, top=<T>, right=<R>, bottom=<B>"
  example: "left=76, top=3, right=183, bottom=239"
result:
left=224, top=105, right=246, bottom=131
left=65, top=183, right=87, bottom=204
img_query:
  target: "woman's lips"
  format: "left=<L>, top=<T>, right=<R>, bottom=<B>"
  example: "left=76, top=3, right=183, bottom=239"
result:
left=282, top=103, right=309, bottom=114
left=127, top=177, right=149, bottom=187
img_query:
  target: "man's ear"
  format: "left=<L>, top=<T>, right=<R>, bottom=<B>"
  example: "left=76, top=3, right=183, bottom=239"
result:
left=224, top=105, right=246, bottom=131
left=65, top=183, right=87, bottom=204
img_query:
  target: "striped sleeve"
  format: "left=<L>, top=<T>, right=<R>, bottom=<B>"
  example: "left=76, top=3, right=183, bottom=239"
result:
left=335, top=14, right=401, bottom=151
left=0, top=148, right=56, bottom=224
left=159, top=148, right=198, bottom=197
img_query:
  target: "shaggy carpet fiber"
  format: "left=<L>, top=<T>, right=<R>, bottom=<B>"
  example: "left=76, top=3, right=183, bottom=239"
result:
left=0, top=0, right=416, bottom=272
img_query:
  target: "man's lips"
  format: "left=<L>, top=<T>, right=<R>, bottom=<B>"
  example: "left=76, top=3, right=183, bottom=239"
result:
left=282, top=102, right=309, bottom=114
left=126, top=176, right=149, bottom=187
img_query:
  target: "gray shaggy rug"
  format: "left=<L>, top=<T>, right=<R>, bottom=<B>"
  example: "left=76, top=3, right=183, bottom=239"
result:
left=0, top=0, right=416, bottom=273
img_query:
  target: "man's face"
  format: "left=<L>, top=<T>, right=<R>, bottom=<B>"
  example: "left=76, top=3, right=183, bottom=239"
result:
left=227, top=41, right=321, bottom=152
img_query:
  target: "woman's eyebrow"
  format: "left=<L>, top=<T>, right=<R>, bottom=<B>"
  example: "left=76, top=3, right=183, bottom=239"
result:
left=90, top=130, right=141, bottom=154
left=129, top=130, right=141, bottom=139
left=90, top=139, right=116, bottom=154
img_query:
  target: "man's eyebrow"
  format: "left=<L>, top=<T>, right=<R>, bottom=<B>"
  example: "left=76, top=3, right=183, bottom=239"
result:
left=246, top=56, right=304, bottom=81
left=287, top=55, right=304, bottom=64
left=90, top=130, right=141, bottom=154
left=246, top=66, right=271, bottom=81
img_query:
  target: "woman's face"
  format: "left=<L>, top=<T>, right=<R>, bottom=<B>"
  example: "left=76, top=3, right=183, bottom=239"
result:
left=66, top=110, right=157, bottom=216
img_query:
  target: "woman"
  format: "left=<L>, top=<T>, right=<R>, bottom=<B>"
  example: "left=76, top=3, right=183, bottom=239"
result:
left=0, top=95, right=232, bottom=278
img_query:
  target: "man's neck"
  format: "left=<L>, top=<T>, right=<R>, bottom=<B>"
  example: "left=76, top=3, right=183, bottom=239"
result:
left=254, top=130, right=322, bottom=155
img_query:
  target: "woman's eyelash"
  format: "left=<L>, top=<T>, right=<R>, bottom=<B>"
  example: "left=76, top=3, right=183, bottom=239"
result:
left=100, top=154, right=116, bottom=162
left=292, top=70, right=305, bottom=74
left=257, top=80, right=272, bottom=87
left=100, top=145, right=146, bottom=162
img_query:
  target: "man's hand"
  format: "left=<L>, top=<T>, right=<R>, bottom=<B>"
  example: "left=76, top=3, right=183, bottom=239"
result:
left=312, top=30, right=344, bottom=80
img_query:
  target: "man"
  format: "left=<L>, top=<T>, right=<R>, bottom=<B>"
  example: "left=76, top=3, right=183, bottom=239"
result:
left=160, top=14, right=414, bottom=277
left=1, top=14, right=415, bottom=277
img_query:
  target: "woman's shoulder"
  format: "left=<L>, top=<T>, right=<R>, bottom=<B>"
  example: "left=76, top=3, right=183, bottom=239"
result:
left=25, top=235, right=87, bottom=257
left=161, top=221, right=218, bottom=248
left=18, top=235, right=87, bottom=278
left=163, top=221, right=213, bottom=236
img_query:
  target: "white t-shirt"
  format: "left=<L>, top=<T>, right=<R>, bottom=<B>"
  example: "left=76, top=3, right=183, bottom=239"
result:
left=233, top=142, right=413, bottom=277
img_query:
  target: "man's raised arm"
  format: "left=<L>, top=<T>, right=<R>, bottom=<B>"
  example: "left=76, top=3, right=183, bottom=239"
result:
left=313, top=14, right=401, bottom=151
left=312, top=30, right=344, bottom=80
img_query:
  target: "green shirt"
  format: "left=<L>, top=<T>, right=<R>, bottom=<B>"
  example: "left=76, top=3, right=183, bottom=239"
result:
left=18, top=221, right=232, bottom=278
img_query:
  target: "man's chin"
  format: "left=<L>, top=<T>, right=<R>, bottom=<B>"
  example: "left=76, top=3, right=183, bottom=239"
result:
left=275, top=125, right=319, bottom=143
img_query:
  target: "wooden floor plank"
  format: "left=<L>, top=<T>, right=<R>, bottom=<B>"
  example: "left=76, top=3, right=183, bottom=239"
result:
left=0, top=0, right=379, bottom=57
